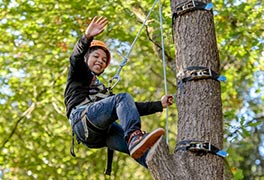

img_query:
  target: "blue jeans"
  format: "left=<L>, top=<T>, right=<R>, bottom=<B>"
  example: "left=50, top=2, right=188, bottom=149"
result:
left=69, top=93, right=148, bottom=168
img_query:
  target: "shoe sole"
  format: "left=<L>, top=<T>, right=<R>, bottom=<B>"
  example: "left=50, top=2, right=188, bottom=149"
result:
left=130, top=128, right=165, bottom=159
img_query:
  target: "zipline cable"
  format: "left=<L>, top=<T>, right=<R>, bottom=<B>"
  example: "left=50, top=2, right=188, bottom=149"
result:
left=108, top=0, right=160, bottom=90
left=158, top=0, right=169, bottom=144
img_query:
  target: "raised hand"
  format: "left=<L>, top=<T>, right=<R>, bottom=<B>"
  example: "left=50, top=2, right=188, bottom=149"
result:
left=85, top=16, right=108, bottom=39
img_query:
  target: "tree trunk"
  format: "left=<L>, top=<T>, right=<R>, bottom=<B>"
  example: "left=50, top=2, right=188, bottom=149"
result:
left=147, top=0, right=224, bottom=179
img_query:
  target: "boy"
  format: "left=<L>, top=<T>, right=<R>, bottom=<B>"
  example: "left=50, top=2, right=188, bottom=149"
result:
left=64, top=16, right=173, bottom=168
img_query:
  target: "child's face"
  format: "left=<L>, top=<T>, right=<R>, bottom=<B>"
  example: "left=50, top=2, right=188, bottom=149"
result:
left=87, top=49, right=107, bottom=74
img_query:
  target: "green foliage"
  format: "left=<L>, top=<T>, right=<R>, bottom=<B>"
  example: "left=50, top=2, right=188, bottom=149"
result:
left=214, top=0, right=264, bottom=179
left=0, top=0, right=263, bottom=179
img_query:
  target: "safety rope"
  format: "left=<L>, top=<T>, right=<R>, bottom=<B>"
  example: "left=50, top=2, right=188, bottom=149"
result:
left=108, top=0, right=160, bottom=90
left=176, top=140, right=228, bottom=158
left=158, top=0, right=169, bottom=144
left=108, top=0, right=170, bottom=144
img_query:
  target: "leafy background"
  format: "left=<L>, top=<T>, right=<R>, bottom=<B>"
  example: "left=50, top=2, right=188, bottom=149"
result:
left=0, top=0, right=263, bottom=179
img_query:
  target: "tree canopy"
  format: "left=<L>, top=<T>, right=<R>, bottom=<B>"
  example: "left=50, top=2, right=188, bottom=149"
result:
left=0, top=0, right=263, bottom=179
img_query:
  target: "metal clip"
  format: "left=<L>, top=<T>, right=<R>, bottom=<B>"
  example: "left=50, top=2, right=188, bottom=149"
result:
left=189, top=142, right=205, bottom=151
left=196, top=70, right=205, bottom=76
left=190, top=69, right=211, bottom=80
left=176, top=140, right=228, bottom=158
left=182, top=2, right=192, bottom=10
left=107, top=52, right=128, bottom=91
left=195, top=143, right=203, bottom=149
left=182, top=4, right=187, bottom=10
left=208, top=143, right=212, bottom=151
left=191, top=0, right=195, bottom=7
left=177, top=1, right=195, bottom=15
left=174, top=1, right=213, bottom=18
left=108, top=75, right=121, bottom=91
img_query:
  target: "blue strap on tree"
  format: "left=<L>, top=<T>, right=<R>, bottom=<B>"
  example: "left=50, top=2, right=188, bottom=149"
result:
left=177, top=66, right=226, bottom=88
left=173, top=0, right=213, bottom=18
left=176, top=140, right=228, bottom=158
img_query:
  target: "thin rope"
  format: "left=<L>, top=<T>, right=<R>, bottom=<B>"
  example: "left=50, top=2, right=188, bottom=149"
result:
left=122, top=0, right=159, bottom=65
left=109, top=0, right=160, bottom=89
left=109, top=0, right=170, bottom=144
left=159, top=0, right=169, bottom=144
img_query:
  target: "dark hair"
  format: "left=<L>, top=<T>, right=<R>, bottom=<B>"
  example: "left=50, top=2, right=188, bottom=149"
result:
left=84, top=46, right=109, bottom=63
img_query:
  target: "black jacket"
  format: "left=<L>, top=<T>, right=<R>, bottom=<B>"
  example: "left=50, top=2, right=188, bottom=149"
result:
left=64, top=35, right=163, bottom=118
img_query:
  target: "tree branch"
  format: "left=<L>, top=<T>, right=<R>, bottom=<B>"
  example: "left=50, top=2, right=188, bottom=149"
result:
left=131, top=3, right=176, bottom=72
left=150, top=67, right=177, bottom=89
left=1, top=67, right=68, bottom=150
left=1, top=102, right=36, bottom=149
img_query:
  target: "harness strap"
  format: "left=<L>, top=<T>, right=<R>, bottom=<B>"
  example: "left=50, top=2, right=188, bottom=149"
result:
left=70, top=106, right=114, bottom=175
left=70, top=130, right=77, bottom=157
left=81, top=108, right=89, bottom=140
left=173, top=0, right=213, bottom=18
left=104, top=148, right=114, bottom=175
left=176, top=140, right=228, bottom=157
left=70, top=112, right=84, bottom=157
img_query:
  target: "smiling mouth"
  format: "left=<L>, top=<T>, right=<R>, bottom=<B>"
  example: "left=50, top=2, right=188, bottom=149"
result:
left=94, top=64, right=103, bottom=70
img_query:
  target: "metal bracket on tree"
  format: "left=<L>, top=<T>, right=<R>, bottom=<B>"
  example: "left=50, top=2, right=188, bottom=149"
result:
left=176, top=140, right=228, bottom=158
left=173, top=0, right=213, bottom=18
left=177, top=66, right=226, bottom=87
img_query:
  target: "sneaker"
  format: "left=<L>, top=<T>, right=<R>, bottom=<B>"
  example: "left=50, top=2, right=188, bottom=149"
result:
left=128, top=128, right=165, bottom=159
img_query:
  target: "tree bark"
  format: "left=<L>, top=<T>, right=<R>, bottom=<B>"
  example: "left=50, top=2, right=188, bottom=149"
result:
left=147, top=0, right=224, bottom=179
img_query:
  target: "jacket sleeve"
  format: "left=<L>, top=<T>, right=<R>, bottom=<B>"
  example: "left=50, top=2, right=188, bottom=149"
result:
left=70, top=35, right=93, bottom=69
left=68, top=35, right=94, bottom=82
left=135, top=101, right=163, bottom=116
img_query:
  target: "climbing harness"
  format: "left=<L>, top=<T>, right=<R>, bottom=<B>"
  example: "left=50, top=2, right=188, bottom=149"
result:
left=172, top=0, right=213, bottom=19
left=69, top=104, right=113, bottom=175
left=70, top=1, right=167, bottom=174
left=70, top=100, right=91, bottom=157
left=176, top=140, right=228, bottom=158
